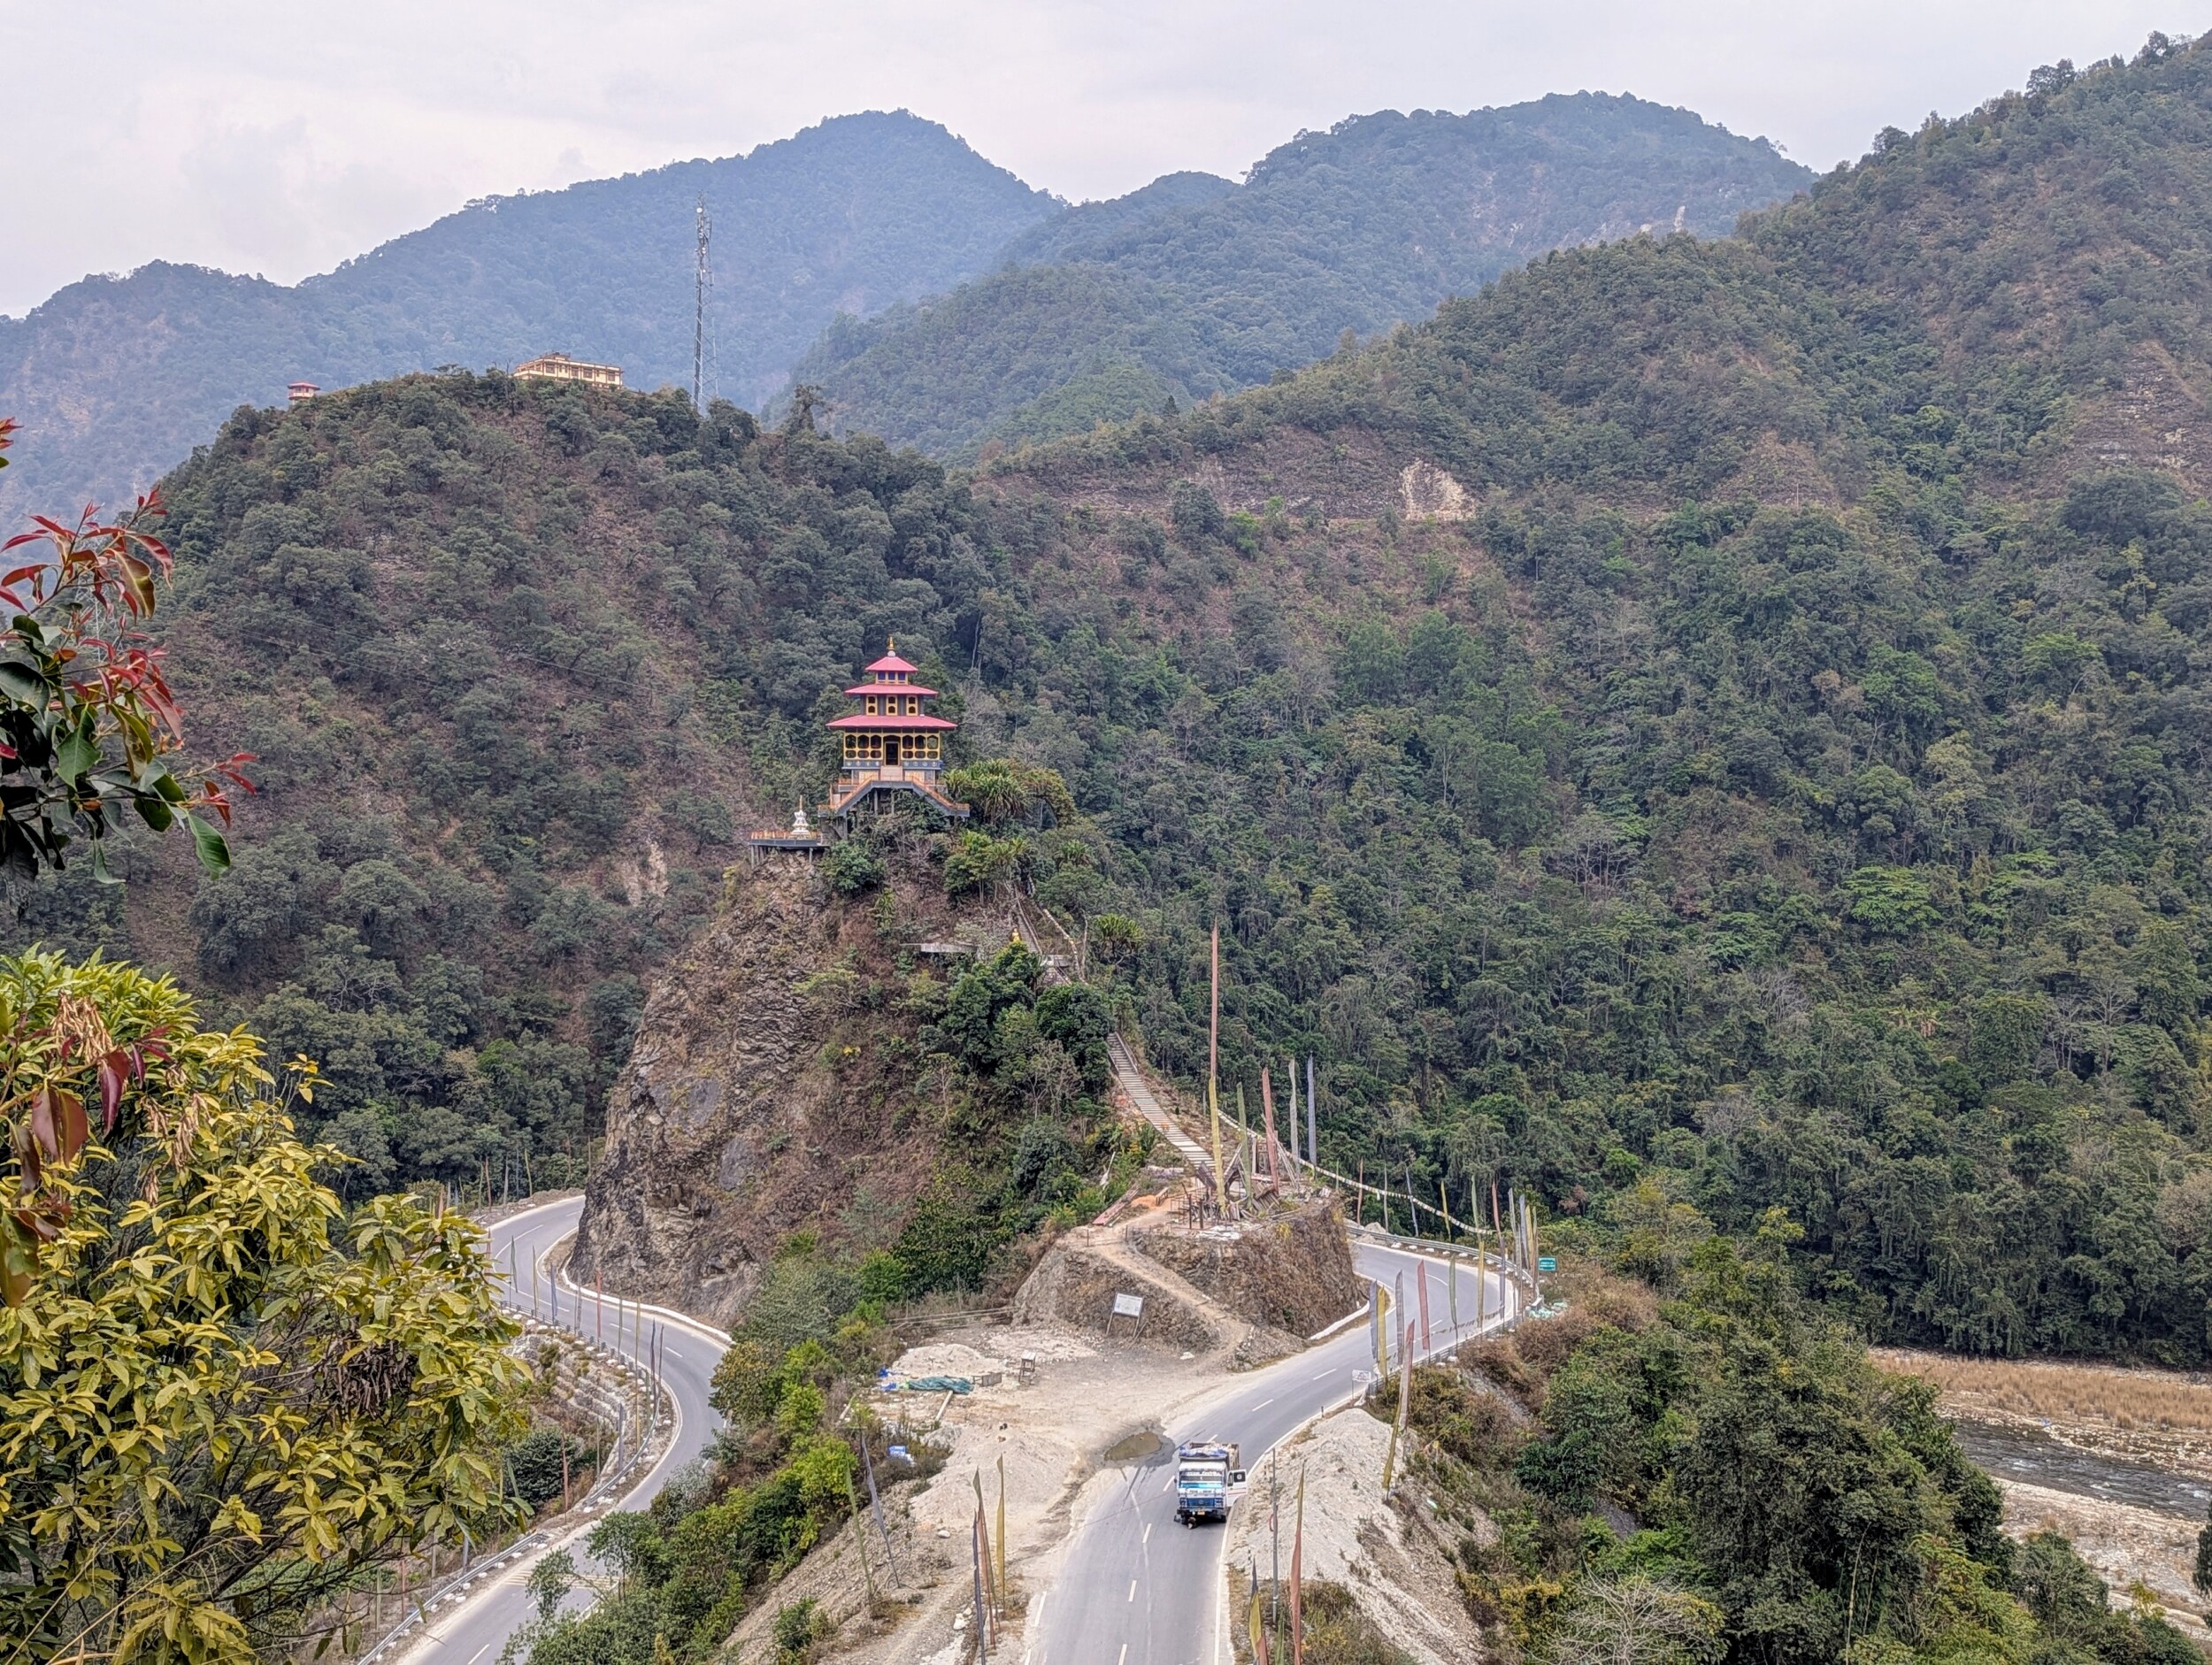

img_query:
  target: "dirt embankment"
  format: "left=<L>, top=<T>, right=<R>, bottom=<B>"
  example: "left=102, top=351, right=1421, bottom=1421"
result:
left=1225, top=1405, right=1487, bottom=1665
left=1013, top=1201, right=1361, bottom=1370
left=1013, top=1227, right=1225, bottom=1353
left=1134, top=1201, right=1361, bottom=1339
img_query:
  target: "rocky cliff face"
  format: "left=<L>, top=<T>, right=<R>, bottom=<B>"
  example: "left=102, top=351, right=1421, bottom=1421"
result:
left=573, top=850, right=995, bottom=1323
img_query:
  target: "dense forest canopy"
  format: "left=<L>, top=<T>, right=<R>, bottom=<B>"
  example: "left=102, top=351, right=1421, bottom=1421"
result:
left=797, top=93, right=1812, bottom=457
left=1415, top=1242, right=2204, bottom=1665
left=2, top=374, right=995, bottom=1197
left=12, top=34, right=2212, bottom=1369
left=975, top=34, right=2212, bottom=1364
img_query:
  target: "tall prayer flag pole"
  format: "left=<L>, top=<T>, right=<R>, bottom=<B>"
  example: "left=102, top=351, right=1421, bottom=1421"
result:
left=1209, top=925, right=1226, bottom=1215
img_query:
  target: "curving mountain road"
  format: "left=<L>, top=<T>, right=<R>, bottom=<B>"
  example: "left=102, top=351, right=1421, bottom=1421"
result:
left=388, top=1202, right=1506, bottom=1665
left=379, top=1196, right=728, bottom=1665
left=1028, top=1238, right=1518, bottom=1665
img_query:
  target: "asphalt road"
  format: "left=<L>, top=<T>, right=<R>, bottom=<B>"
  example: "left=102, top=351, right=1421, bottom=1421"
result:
left=381, top=1205, right=1503, bottom=1665
left=1028, top=1239, right=1519, bottom=1665
left=380, top=1196, right=729, bottom=1665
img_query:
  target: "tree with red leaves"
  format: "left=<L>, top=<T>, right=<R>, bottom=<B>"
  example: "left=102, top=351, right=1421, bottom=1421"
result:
left=0, top=417, right=250, bottom=884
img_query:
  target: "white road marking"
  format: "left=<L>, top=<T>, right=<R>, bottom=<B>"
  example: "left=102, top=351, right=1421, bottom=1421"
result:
left=1143, top=1523, right=1152, bottom=1545
left=1127, top=1579, right=1138, bottom=1602
left=1118, top=1646, right=1128, bottom=1665
left=1310, top=1369, right=1337, bottom=1380
left=466, top=1647, right=489, bottom=1665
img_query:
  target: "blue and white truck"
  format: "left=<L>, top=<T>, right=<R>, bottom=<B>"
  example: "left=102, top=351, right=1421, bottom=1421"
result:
left=1172, top=1441, right=1245, bottom=1526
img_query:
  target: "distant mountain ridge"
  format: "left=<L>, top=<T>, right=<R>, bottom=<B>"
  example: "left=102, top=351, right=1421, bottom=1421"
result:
left=1, top=94, right=1813, bottom=518
left=797, top=92, right=1816, bottom=457
left=0, top=111, right=1057, bottom=517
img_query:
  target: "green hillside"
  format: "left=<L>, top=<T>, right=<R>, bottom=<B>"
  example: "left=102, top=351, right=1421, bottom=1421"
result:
left=0, top=375, right=961, bottom=1194
left=11, top=36, right=2212, bottom=1370
left=0, top=111, right=1056, bottom=520
left=982, top=35, right=2212, bottom=1363
left=798, top=92, right=1814, bottom=457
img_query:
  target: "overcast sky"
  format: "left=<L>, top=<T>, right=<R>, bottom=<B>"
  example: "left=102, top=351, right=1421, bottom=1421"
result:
left=0, top=0, right=2193, bottom=318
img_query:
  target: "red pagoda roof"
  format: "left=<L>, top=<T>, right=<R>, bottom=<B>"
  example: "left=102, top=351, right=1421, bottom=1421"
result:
left=826, top=712, right=958, bottom=732
left=864, top=651, right=918, bottom=675
left=844, top=682, right=941, bottom=698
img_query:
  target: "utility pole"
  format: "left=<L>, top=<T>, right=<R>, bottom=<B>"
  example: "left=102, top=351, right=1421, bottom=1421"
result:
left=1209, top=925, right=1226, bottom=1216
left=1260, top=1068, right=1280, bottom=1193
left=693, top=193, right=711, bottom=410
left=1306, top=1055, right=1317, bottom=1171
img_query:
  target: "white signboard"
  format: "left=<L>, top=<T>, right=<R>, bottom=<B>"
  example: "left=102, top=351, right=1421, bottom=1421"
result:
left=1111, top=1292, right=1146, bottom=1319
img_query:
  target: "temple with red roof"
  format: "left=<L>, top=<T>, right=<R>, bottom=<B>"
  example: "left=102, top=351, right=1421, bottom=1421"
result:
left=822, top=646, right=969, bottom=821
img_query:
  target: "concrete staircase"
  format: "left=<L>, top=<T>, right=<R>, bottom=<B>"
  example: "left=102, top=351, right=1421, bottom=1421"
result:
left=1107, top=1035, right=1215, bottom=1180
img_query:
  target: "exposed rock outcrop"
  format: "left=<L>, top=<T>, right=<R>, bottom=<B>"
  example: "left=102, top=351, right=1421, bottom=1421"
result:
left=573, top=850, right=1002, bottom=1323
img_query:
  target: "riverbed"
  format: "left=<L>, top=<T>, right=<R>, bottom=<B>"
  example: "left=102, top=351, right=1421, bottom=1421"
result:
left=1952, top=1419, right=2210, bottom=1521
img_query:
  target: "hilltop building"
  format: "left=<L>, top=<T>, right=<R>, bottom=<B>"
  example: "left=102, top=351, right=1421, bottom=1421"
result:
left=826, top=648, right=968, bottom=819
left=516, top=353, right=623, bottom=388
left=288, top=381, right=319, bottom=406
left=746, top=648, right=969, bottom=856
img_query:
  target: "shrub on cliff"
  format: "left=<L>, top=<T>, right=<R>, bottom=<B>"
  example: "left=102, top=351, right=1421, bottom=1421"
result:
left=823, top=838, right=887, bottom=895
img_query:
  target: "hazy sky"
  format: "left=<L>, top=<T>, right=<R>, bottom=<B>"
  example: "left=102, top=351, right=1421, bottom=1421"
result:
left=0, top=0, right=2192, bottom=318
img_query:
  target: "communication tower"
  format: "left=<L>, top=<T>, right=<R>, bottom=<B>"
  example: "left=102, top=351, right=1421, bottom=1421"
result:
left=694, top=194, right=711, bottom=411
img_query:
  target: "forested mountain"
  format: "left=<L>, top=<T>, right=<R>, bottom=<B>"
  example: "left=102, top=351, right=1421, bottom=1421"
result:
left=973, top=33, right=2212, bottom=1365
left=0, top=111, right=1055, bottom=520
left=12, top=34, right=2212, bottom=1373
left=0, top=95, right=1812, bottom=523
left=795, top=93, right=1814, bottom=457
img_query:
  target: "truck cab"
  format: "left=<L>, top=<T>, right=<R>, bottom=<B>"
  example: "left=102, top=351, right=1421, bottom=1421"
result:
left=1173, top=1441, right=1246, bottom=1526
